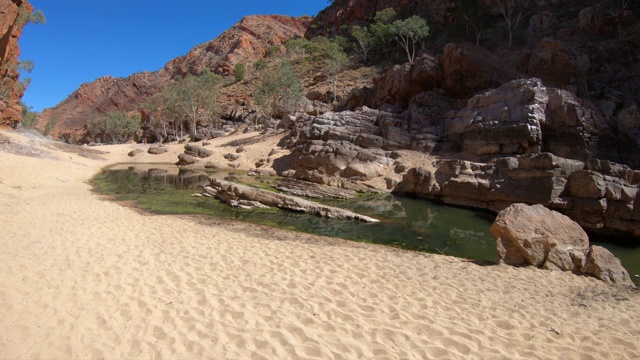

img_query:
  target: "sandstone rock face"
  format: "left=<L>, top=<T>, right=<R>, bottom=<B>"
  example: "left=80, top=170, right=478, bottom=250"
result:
left=394, top=153, right=640, bottom=240
left=441, top=43, right=520, bottom=98
left=40, top=15, right=312, bottom=137
left=0, top=0, right=33, bottom=127
left=527, top=38, right=575, bottom=89
left=372, top=54, right=442, bottom=107
left=490, top=203, right=589, bottom=267
left=446, top=78, right=603, bottom=161
left=490, top=203, right=634, bottom=286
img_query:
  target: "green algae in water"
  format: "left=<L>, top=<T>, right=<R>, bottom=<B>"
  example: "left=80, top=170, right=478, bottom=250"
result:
left=91, top=164, right=498, bottom=263
left=91, top=164, right=640, bottom=280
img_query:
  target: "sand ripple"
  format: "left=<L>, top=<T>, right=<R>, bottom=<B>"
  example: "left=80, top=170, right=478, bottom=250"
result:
left=1, top=132, right=639, bottom=359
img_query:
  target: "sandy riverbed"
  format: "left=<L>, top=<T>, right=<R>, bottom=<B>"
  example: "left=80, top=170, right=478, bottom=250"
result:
left=1, top=129, right=638, bottom=359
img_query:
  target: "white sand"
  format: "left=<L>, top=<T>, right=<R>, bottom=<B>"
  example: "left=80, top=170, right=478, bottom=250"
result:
left=1, top=129, right=639, bottom=359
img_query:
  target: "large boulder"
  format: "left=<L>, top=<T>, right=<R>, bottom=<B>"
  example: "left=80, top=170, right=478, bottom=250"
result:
left=584, top=246, right=634, bottom=286
left=490, top=203, right=634, bottom=286
left=490, top=203, right=589, bottom=267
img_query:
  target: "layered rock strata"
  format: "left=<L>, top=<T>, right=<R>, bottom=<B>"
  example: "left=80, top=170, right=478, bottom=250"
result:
left=393, top=153, right=640, bottom=240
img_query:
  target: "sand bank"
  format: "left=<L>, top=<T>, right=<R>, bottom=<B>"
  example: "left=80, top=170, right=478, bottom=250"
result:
left=1, top=129, right=638, bottom=359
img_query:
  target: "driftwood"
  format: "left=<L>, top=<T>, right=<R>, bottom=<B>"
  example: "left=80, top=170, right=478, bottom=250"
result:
left=202, top=178, right=379, bottom=223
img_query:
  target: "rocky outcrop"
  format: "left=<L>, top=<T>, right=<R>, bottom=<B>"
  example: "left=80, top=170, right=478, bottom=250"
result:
left=490, top=203, right=634, bottom=286
left=441, top=43, right=520, bottom=98
left=40, top=15, right=312, bottom=137
left=445, top=78, right=605, bottom=161
left=0, top=0, right=33, bottom=127
left=372, top=54, right=442, bottom=107
left=393, top=153, right=640, bottom=240
left=202, top=178, right=379, bottom=222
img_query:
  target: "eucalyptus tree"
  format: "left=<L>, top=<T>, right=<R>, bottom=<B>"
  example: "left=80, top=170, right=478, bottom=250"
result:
left=166, top=69, right=223, bottom=138
left=391, top=16, right=430, bottom=64
left=253, top=61, right=303, bottom=120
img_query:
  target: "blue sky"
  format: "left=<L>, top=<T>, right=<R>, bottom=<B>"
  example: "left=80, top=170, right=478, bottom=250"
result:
left=20, top=1, right=329, bottom=112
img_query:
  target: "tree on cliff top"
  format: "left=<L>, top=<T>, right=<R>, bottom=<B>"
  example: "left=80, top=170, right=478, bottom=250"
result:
left=391, top=16, right=430, bottom=64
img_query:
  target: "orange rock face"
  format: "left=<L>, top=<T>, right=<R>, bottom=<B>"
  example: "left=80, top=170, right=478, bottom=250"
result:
left=0, top=0, right=33, bottom=127
left=42, top=15, right=312, bottom=137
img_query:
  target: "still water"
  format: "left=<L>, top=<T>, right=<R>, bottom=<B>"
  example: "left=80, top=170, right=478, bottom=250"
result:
left=91, top=164, right=640, bottom=280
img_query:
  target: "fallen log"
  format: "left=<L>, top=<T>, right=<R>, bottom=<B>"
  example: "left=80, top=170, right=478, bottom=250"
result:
left=202, top=178, right=379, bottom=223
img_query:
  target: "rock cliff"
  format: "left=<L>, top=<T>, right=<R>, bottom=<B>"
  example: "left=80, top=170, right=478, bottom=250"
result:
left=40, top=15, right=312, bottom=137
left=0, top=0, right=32, bottom=127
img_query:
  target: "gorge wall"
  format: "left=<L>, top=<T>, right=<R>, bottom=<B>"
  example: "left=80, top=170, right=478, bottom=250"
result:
left=39, top=15, right=312, bottom=138
left=0, top=0, right=32, bottom=127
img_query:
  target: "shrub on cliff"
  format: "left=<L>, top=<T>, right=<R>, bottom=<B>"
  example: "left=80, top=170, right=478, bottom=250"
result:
left=234, top=63, right=246, bottom=82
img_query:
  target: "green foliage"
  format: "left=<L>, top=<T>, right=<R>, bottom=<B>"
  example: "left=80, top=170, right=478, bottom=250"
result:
left=165, top=69, right=223, bottom=138
left=43, top=116, right=58, bottom=136
left=321, top=40, right=349, bottom=103
left=391, top=16, right=430, bottom=64
left=1, top=60, right=34, bottom=101
left=16, top=6, right=46, bottom=27
left=253, top=60, right=303, bottom=120
left=367, top=8, right=402, bottom=63
left=374, top=7, right=398, bottom=25
left=19, top=102, right=38, bottom=129
left=254, top=59, right=268, bottom=73
left=234, top=62, right=246, bottom=82
left=448, top=0, right=493, bottom=45
left=265, top=45, right=282, bottom=58
left=350, top=25, right=373, bottom=63
left=285, top=37, right=319, bottom=56
left=88, top=111, right=140, bottom=144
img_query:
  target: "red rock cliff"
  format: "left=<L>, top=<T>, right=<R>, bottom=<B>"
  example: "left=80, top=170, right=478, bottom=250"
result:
left=0, top=0, right=32, bottom=127
left=41, top=15, right=312, bottom=137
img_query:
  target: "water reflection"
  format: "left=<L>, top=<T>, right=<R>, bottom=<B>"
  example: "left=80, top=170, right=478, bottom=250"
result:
left=93, top=164, right=640, bottom=279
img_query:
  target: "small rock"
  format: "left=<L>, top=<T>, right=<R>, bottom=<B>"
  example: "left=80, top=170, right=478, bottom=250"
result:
left=224, top=153, right=241, bottom=161
left=177, top=153, right=198, bottom=165
left=148, top=145, right=168, bottom=155
left=128, top=149, right=144, bottom=157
